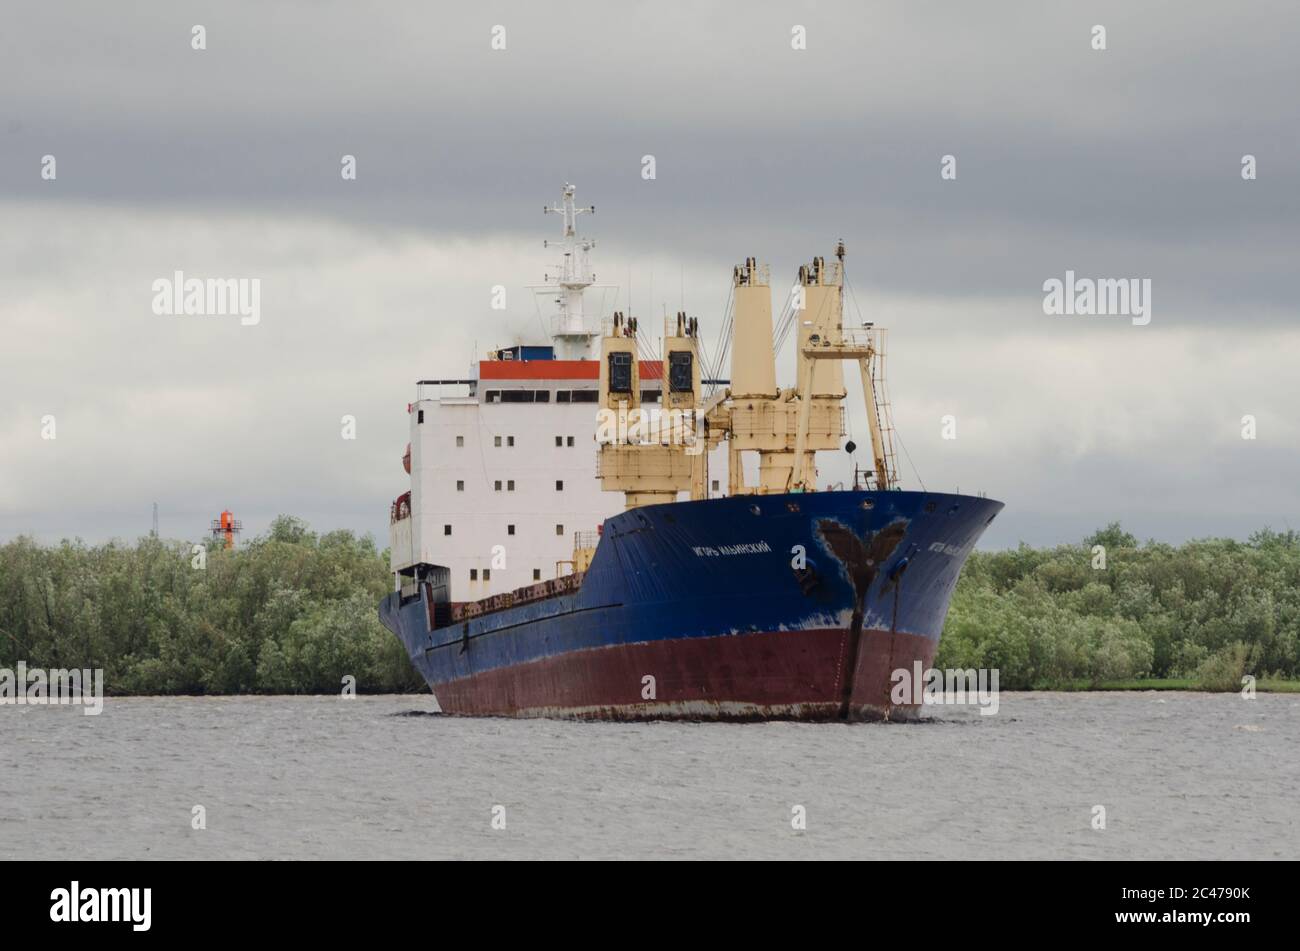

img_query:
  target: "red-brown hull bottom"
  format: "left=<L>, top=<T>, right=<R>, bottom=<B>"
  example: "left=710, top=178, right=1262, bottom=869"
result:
left=430, top=627, right=938, bottom=721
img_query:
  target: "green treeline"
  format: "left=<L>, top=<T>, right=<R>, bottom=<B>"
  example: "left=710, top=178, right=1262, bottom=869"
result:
left=0, top=516, right=422, bottom=695
left=1, top=518, right=1297, bottom=695
left=935, top=523, right=1300, bottom=689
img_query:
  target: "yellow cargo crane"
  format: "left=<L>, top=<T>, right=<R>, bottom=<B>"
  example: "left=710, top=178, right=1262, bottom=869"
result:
left=594, top=244, right=897, bottom=514
left=707, top=244, right=897, bottom=495
left=788, top=244, right=896, bottom=492
left=596, top=311, right=703, bottom=510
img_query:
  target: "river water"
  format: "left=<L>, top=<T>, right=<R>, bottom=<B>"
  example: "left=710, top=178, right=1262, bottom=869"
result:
left=2, top=692, right=1295, bottom=860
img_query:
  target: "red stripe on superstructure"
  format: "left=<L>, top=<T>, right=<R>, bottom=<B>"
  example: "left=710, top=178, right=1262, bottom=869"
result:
left=478, top=360, right=595, bottom=379
left=477, top=360, right=663, bottom=380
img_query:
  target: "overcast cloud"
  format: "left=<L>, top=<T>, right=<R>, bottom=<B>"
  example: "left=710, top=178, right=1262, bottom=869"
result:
left=2, top=1, right=1298, bottom=548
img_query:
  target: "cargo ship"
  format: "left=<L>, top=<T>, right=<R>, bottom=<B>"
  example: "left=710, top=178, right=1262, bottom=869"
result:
left=379, top=184, right=1002, bottom=720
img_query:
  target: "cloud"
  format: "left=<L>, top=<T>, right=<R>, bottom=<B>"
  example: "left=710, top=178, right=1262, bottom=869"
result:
left=2, top=2, right=1297, bottom=546
left=5, top=3, right=1296, bottom=314
left=3, top=200, right=1297, bottom=548
left=0, top=201, right=727, bottom=542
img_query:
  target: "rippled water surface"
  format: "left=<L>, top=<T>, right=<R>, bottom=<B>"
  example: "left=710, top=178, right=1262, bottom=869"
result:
left=3, top=692, right=1295, bottom=859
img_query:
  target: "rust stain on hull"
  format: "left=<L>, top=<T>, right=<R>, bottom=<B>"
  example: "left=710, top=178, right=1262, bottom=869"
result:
left=429, top=625, right=937, bottom=722
left=814, top=518, right=909, bottom=719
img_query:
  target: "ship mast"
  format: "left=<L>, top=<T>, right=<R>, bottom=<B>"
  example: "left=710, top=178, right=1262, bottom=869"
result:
left=540, top=183, right=600, bottom=359
left=788, top=242, right=897, bottom=492
left=696, top=244, right=898, bottom=494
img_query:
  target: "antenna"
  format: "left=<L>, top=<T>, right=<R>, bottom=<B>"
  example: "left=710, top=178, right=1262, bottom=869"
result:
left=534, top=183, right=600, bottom=358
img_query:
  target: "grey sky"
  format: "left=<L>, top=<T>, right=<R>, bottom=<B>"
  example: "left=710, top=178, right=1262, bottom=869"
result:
left=2, top=1, right=1298, bottom=549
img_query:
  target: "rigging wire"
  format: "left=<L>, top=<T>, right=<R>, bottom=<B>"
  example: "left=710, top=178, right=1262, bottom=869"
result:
left=771, top=283, right=798, bottom=357
left=696, top=318, right=713, bottom=385
left=706, top=281, right=735, bottom=398
left=892, top=426, right=926, bottom=493
left=715, top=282, right=734, bottom=374
left=842, top=265, right=925, bottom=491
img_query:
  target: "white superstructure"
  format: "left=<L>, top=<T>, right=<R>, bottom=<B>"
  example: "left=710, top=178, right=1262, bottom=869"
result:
left=390, top=185, right=694, bottom=599
left=392, top=363, right=631, bottom=598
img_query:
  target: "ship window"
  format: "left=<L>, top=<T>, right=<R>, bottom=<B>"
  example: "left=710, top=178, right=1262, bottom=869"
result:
left=640, top=390, right=660, bottom=403
left=566, top=436, right=575, bottom=446
left=556, top=480, right=564, bottom=491
left=555, top=436, right=562, bottom=447
left=444, top=524, right=451, bottom=535
left=418, top=410, right=425, bottom=423
left=669, top=350, right=694, bottom=392
left=470, top=569, right=478, bottom=580
left=494, top=436, right=502, bottom=447
left=556, top=390, right=572, bottom=403
left=508, top=480, right=515, bottom=491
left=456, top=435, right=464, bottom=447
left=494, top=480, right=502, bottom=491
left=508, top=524, right=515, bottom=535
left=483, top=569, right=491, bottom=581
left=456, top=480, right=464, bottom=491
left=555, top=524, right=564, bottom=536
left=486, top=391, right=501, bottom=403
left=712, top=480, right=720, bottom=491
left=508, top=436, right=515, bottom=447
left=608, top=352, right=632, bottom=393
left=572, top=390, right=598, bottom=403
left=536, top=391, right=550, bottom=403
left=533, top=569, right=541, bottom=581
left=501, top=390, right=535, bottom=403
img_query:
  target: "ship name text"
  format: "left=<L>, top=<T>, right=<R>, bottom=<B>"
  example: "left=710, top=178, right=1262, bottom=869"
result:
left=691, top=541, right=773, bottom=557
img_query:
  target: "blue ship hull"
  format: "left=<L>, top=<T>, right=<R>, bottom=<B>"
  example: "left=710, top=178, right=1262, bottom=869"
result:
left=379, top=490, right=1002, bottom=720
